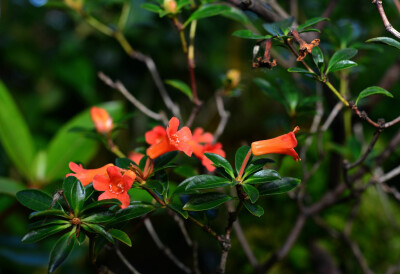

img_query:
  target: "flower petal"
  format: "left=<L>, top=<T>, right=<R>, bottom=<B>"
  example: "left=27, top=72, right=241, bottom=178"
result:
left=167, top=117, right=179, bottom=136
left=145, top=126, right=167, bottom=145
left=118, top=193, right=131, bottom=209
left=176, top=127, right=193, bottom=143
left=93, top=174, right=110, bottom=191
left=146, top=137, right=174, bottom=159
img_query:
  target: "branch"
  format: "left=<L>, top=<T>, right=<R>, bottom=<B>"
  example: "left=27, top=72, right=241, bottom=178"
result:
left=213, top=93, right=231, bottom=143
left=98, top=72, right=168, bottom=124
left=115, top=244, right=141, bottom=274
left=226, top=0, right=282, bottom=22
left=373, top=0, right=400, bottom=39
left=144, top=218, right=191, bottom=274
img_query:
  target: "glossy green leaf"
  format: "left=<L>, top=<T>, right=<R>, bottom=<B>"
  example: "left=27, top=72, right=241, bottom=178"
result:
left=288, top=67, right=317, bottom=75
left=366, top=36, right=400, bottom=50
left=80, top=199, right=122, bottom=216
left=45, top=101, right=123, bottom=182
left=175, top=175, right=231, bottom=196
left=83, top=224, right=114, bottom=244
left=111, top=203, right=155, bottom=224
left=183, top=192, right=232, bottom=211
left=29, top=209, right=69, bottom=219
left=263, top=17, right=294, bottom=36
left=355, top=86, right=394, bottom=105
left=109, top=229, right=132, bottom=247
left=242, top=184, right=259, bottom=203
left=183, top=4, right=231, bottom=28
left=204, top=153, right=234, bottom=178
left=326, top=48, right=358, bottom=74
left=77, top=232, right=86, bottom=245
left=115, top=158, right=136, bottom=169
left=243, top=158, right=274, bottom=178
left=243, top=201, right=264, bottom=217
left=81, top=211, right=115, bottom=223
left=298, top=17, right=329, bottom=31
left=141, top=3, right=163, bottom=14
left=0, top=81, right=35, bottom=179
left=154, top=151, right=178, bottom=170
left=63, top=177, right=85, bottom=215
left=312, top=46, right=324, bottom=69
left=329, top=60, right=358, bottom=73
left=235, top=146, right=251, bottom=175
left=145, top=180, right=164, bottom=194
left=258, top=177, right=301, bottom=195
left=17, top=189, right=62, bottom=211
left=165, top=79, right=193, bottom=100
left=21, top=224, right=71, bottom=243
left=27, top=219, right=69, bottom=230
left=85, top=184, right=95, bottom=201
left=168, top=203, right=189, bottom=219
left=244, top=169, right=281, bottom=184
left=48, top=230, right=76, bottom=273
left=232, top=30, right=272, bottom=40
left=220, top=6, right=249, bottom=25
left=0, top=177, right=25, bottom=196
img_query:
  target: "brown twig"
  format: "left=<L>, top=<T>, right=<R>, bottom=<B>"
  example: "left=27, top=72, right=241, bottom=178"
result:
left=213, top=93, right=231, bottom=143
left=373, top=0, right=400, bottom=39
left=115, top=243, right=141, bottom=274
left=226, top=0, right=282, bottom=22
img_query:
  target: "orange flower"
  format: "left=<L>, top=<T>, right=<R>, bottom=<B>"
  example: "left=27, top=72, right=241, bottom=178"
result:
left=146, top=117, right=193, bottom=159
left=251, top=126, right=300, bottom=161
left=201, top=143, right=226, bottom=172
left=90, top=106, right=113, bottom=134
left=66, top=162, right=114, bottom=186
left=128, top=151, right=145, bottom=165
left=93, top=166, right=136, bottom=209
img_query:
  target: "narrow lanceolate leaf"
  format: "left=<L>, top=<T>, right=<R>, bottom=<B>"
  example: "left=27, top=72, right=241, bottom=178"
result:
left=109, top=229, right=132, bottom=247
left=355, top=86, right=394, bottom=105
left=183, top=192, right=232, bottom=211
left=29, top=209, right=69, bottom=219
left=220, top=6, right=249, bottom=25
left=80, top=199, right=121, bottom=216
left=288, top=67, right=317, bottom=75
left=63, top=177, right=85, bottom=215
left=184, top=4, right=231, bottom=28
left=366, top=36, right=400, bottom=50
left=21, top=224, right=71, bottom=243
left=0, top=177, right=25, bottom=196
left=0, top=81, right=35, bottom=180
left=312, top=47, right=324, bottom=68
left=77, top=232, right=86, bottom=245
left=235, top=146, right=251, bottom=175
left=165, top=79, right=193, bottom=100
left=81, top=211, right=115, bottom=224
left=328, top=60, right=357, bottom=73
left=141, top=3, right=163, bottom=14
left=326, top=48, right=358, bottom=74
left=204, top=153, right=235, bottom=178
left=115, top=158, right=136, bottom=169
left=82, top=224, right=114, bottom=244
left=27, top=219, right=69, bottom=230
left=243, top=158, right=274, bottom=178
left=232, top=30, right=272, bottom=40
left=48, top=230, right=76, bottom=273
left=258, top=177, right=301, bottom=195
left=111, top=203, right=155, bottom=224
left=17, top=189, right=62, bottom=211
left=244, top=169, right=281, bottom=184
left=297, top=17, right=329, bottom=31
left=242, top=184, right=259, bottom=203
left=243, top=201, right=264, bottom=217
left=174, top=175, right=231, bottom=196
left=154, top=151, right=179, bottom=170
left=168, top=203, right=189, bottom=219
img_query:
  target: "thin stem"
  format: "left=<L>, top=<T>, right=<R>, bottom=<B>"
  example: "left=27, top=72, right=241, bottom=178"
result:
left=374, top=0, right=400, bottom=39
left=118, top=2, right=131, bottom=31
left=237, top=148, right=252, bottom=181
left=325, top=81, right=350, bottom=107
left=115, top=244, right=142, bottom=274
left=213, top=92, right=231, bottom=142
left=145, top=188, right=166, bottom=206
left=188, top=215, right=220, bottom=239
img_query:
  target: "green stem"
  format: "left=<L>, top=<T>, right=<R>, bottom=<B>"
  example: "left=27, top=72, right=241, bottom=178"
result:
left=325, top=81, right=350, bottom=107
left=340, top=71, right=352, bottom=137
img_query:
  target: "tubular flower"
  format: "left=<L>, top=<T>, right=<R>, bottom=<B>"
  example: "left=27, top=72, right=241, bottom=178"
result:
left=93, top=166, right=136, bottom=209
left=66, top=162, right=114, bottom=186
left=90, top=106, right=113, bottom=134
left=201, top=143, right=226, bottom=172
left=251, top=126, right=300, bottom=161
left=146, top=117, right=193, bottom=159
left=128, top=151, right=145, bottom=165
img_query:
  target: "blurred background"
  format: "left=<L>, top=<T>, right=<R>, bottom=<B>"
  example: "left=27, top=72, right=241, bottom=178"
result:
left=1, top=0, right=400, bottom=273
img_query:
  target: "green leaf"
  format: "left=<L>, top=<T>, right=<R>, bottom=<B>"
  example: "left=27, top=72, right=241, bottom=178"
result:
left=0, top=177, right=25, bottom=196
left=81, top=211, right=115, bottom=224
left=220, top=6, right=249, bottom=25
left=63, top=177, right=85, bottom=215
left=174, top=175, right=231, bottom=196
left=263, top=17, right=294, bottom=36
left=27, top=219, right=69, bottom=230
left=48, top=230, right=76, bottom=273
left=328, top=60, right=357, bottom=73
left=312, top=46, right=324, bottom=69
left=355, top=86, right=394, bottom=105
left=326, top=48, right=358, bottom=74
left=144, top=180, right=164, bottom=194
left=298, top=17, right=329, bottom=31
left=183, top=192, right=232, bottom=211
left=84, top=224, right=114, bottom=244
left=154, top=151, right=178, bottom=171
left=115, top=158, right=136, bottom=169
left=165, top=79, right=193, bottom=100
left=141, top=3, right=163, bottom=14
left=242, top=184, right=259, bottom=203
left=243, top=169, right=281, bottom=184
left=204, top=153, right=235, bottom=178
left=17, top=189, right=61, bottom=211
left=85, top=184, right=95, bottom=201
left=366, top=36, right=400, bottom=50
left=109, top=229, right=132, bottom=247
left=45, top=101, right=123, bottom=182
left=243, top=201, right=264, bottom=217
left=258, top=177, right=301, bottom=195
left=232, top=30, right=272, bottom=40
left=168, top=203, right=189, bottom=219
left=21, top=224, right=71, bottom=243
left=29, top=209, right=69, bottom=219
left=287, top=67, right=317, bottom=75
left=111, top=203, right=155, bottom=224
left=243, top=158, right=274, bottom=178
left=183, top=4, right=231, bottom=28
left=80, top=199, right=122, bottom=216
left=0, top=81, right=35, bottom=179
left=235, top=146, right=251, bottom=175
left=77, top=232, right=86, bottom=245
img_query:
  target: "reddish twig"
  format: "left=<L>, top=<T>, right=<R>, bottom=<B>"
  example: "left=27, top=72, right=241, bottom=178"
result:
left=373, top=0, right=400, bottom=39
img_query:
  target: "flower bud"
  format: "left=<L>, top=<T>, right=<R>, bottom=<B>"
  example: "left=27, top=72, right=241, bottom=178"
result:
left=90, top=107, right=113, bottom=134
left=163, top=0, right=178, bottom=14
